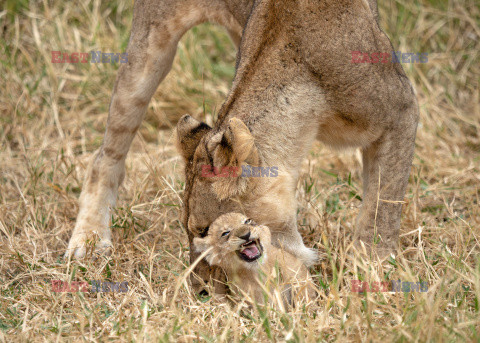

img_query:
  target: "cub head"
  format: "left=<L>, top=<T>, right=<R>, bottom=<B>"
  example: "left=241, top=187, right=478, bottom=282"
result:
left=193, top=213, right=272, bottom=270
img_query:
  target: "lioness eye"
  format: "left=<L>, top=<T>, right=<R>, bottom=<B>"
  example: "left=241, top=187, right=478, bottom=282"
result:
left=244, top=218, right=254, bottom=225
left=221, top=231, right=230, bottom=237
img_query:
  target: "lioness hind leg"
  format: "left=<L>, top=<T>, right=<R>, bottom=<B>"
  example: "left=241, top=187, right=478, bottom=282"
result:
left=355, top=98, right=419, bottom=258
left=65, top=0, right=239, bottom=258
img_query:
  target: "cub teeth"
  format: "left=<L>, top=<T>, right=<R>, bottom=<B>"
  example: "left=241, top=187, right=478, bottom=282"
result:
left=242, top=239, right=257, bottom=247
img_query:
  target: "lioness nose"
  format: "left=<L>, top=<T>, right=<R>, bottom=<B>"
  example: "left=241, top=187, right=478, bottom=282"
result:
left=239, top=231, right=251, bottom=241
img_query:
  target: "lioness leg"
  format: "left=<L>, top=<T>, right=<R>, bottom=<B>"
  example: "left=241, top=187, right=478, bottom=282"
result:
left=356, top=101, right=419, bottom=257
left=66, top=0, right=241, bottom=258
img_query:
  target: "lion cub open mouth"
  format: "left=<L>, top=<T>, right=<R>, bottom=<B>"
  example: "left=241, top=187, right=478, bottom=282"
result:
left=237, top=239, right=263, bottom=262
left=193, top=212, right=316, bottom=306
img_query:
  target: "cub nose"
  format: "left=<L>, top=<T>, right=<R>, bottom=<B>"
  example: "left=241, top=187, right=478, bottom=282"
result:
left=239, top=231, right=251, bottom=241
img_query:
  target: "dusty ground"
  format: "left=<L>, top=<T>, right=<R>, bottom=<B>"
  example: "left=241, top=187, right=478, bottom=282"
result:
left=1, top=0, right=479, bottom=341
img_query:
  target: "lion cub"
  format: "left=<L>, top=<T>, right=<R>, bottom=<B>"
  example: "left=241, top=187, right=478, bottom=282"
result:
left=194, top=213, right=316, bottom=307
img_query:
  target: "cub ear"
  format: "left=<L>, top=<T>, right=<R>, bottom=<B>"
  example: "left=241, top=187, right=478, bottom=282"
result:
left=210, top=117, right=258, bottom=167
left=193, top=237, right=219, bottom=266
left=193, top=237, right=210, bottom=253
left=176, top=114, right=212, bottom=161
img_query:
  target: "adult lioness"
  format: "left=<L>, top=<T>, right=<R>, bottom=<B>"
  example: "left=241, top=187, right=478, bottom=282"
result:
left=193, top=212, right=316, bottom=307
left=66, top=0, right=419, bottom=295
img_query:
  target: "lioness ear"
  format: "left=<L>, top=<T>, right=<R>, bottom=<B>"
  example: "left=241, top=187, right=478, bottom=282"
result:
left=207, top=118, right=259, bottom=200
left=211, top=117, right=258, bottom=167
left=176, top=114, right=211, bottom=161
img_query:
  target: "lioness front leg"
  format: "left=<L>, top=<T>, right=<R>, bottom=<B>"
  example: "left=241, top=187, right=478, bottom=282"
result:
left=66, top=30, right=178, bottom=257
left=356, top=100, right=419, bottom=258
left=65, top=0, right=234, bottom=258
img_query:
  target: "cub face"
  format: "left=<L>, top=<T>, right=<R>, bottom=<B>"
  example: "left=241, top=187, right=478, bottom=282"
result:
left=193, top=213, right=272, bottom=271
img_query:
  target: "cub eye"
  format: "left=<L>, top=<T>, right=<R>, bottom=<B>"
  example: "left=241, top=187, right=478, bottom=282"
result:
left=244, top=218, right=254, bottom=225
left=221, top=231, right=230, bottom=237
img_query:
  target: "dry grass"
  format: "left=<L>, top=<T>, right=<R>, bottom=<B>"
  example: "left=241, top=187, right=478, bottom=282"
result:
left=1, top=0, right=479, bottom=341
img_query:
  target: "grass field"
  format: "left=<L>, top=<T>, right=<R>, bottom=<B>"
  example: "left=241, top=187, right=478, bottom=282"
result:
left=1, top=0, right=479, bottom=341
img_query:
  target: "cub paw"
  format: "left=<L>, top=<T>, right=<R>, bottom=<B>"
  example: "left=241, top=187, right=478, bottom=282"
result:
left=296, top=246, right=319, bottom=267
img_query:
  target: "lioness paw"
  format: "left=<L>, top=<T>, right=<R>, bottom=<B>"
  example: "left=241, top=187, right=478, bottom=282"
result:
left=64, top=224, right=112, bottom=260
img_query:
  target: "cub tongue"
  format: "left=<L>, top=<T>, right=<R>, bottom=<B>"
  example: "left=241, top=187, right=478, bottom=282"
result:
left=242, top=244, right=259, bottom=259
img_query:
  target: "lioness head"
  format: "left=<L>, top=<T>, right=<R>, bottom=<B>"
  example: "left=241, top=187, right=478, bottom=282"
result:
left=176, top=114, right=296, bottom=233
left=176, top=114, right=260, bottom=237
left=176, top=114, right=306, bottom=293
left=193, top=213, right=271, bottom=270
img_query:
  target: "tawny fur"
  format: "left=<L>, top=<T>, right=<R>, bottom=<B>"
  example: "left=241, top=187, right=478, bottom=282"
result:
left=194, top=213, right=316, bottom=307
left=66, top=0, right=419, bottom=296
